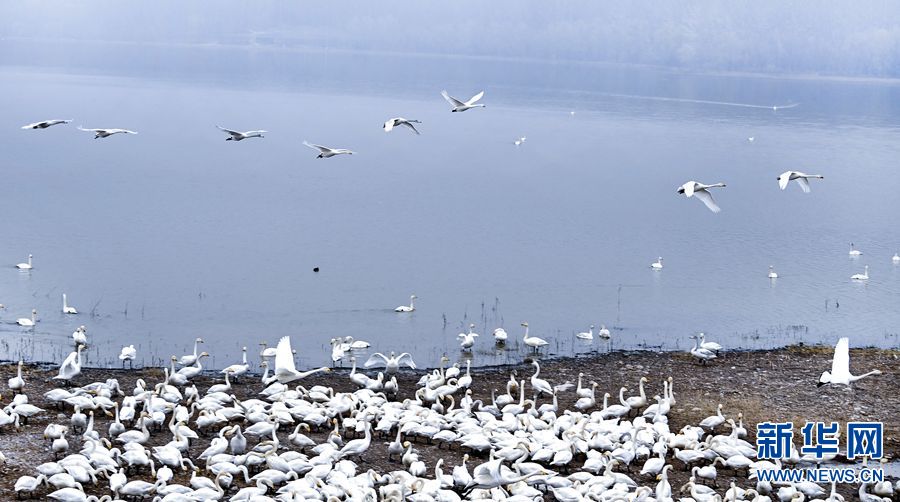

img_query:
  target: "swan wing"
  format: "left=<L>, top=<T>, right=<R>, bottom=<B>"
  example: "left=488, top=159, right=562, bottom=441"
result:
left=364, top=353, right=388, bottom=368
left=246, top=130, right=267, bottom=135
left=275, top=336, right=297, bottom=375
left=78, top=126, right=103, bottom=133
left=796, top=177, right=811, bottom=193
left=692, top=189, right=721, bottom=213
left=398, top=353, right=417, bottom=369
left=400, top=121, right=421, bottom=135
left=441, top=90, right=465, bottom=107
left=303, top=141, right=330, bottom=153
left=216, top=126, right=241, bottom=136
left=383, top=119, right=395, bottom=132
left=465, top=91, right=485, bottom=105
left=778, top=172, right=792, bottom=190
left=832, top=337, right=850, bottom=378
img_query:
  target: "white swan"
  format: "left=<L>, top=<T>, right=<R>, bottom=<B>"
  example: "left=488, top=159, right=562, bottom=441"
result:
left=522, top=322, right=548, bottom=351
left=273, top=336, right=332, bottom=383
left=689, top=335, right=716, bottom=364
left=777, top=170, right=823, bottom=193
left=650, top=257, right=663, bottom=270
left=893, top=253, right=900, bottom=264
left=849, top=242, right=862, bottom=257
left=77, top=126, right=137, bottom=138
left=677, top=181, right=726, bottom=213
left=364, top=351, right=417, bottom=374
left=492, top=327, right=508, bottom=343
left=514, top=136, right=526, bottom=146
left=16, top=254, right=33, bottom=270
left=72, top=326, right=87, bottom=346
left=395, top=294, right=416, bottom=312
left=576, top=325, right=594, bottom=340
left=344, top=336, right=370, bottom=349
left=698, top=333, right=722, bottom=353
left=216, top=125, right=266, bottom=141
left=458, top=324, right=478, bottom=350
left=22, top=119, right=71, bottom=129
left=383, top=117, right=421, bottom=134
left=221, top=347, right=249, bottom=378
left=17, top=309, right=37, bottom=327
left=8, top=360, right=25, bottom=394
left=54, top=344, right=84, bottom=383
left=441, top=90, right=486, bottom=112
left=62, top=294, right=78, bottom=314
left=303, top=141, right=354, bottom=158
left=179, top=338, right=204, bottom=366
left=768, top=265, right=778, bottom=279
left=851, top=265, right=869, bottom=281
left=118, top=345, right=136, bottom=368
left=598, top=324, right=611, bottom=339
left=818, top=337, right=882, bottom=387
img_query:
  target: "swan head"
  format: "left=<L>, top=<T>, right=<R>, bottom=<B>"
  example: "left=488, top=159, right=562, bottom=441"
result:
left=520, top=322, right=528, bottom=327
left=817, top=371, right=832, bottom=387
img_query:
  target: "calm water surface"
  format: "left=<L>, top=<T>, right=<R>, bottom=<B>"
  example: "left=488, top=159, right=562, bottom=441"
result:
left=1, top=42, right=899, bottom=370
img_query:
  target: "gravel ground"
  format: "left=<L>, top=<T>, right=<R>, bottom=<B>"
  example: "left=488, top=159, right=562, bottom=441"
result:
left=0, top=344, right=896, bottom=500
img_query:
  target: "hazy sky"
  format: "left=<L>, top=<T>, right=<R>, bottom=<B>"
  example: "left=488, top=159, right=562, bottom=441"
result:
left=3, top=1, right=900, bottom=77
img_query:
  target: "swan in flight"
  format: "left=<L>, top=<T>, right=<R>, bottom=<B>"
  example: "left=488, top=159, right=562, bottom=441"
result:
left=777, top=171, right=823, bottom=193
left=16, top=254, right=33, bottom=270
left=522, top=322, right=548, bottom=351
left=817, top=337, right=882, bottom=387
left=768, top=266, right=778, bottom=279
left=273, top=336, right=331, bottom=383
left=383, top=117, right=421, bottom=134
left=395, top=294, right=416, bottom=312
left=62, top=294, right=77, bottom=315
left=677, top=181, right=726, bottom=213
left=576, top=325, right=594, bottom=340
left=650, top=257, right=663, bottom=270
left=77, top=126, right=138, bottom=139
left=303, top=141, right=354, bottom=158
left=17, top=309, right=37, bottom=327
left=441, top=90, right=486, bottom=112
left=22, top=119, right=71, bottom=130
left=364, top=351, right=416, bottom=374
left=849, top=242, right=862, bottom=257
left=119, top=345, right=136, bottom=368
left=216, top=125, right=266, bottom=141
left=851, top=265, right=869, bottom=281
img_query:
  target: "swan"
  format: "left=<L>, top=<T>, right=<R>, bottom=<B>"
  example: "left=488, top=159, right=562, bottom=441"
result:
left=576, top=325, right=594, bottom=340
left=221, top=347, right=249, bottom=378
left=62, top=294, right=78, bottom=314
left=689, top=335, right=716, bottom=364
left=768, top=265, right=778, bottom=279
left=344, top=336, right=370, bottom=349
left=8, top=360, right=25, bottom=394
left=851, top=265, right=869, bottom=281
left=303, top=141, right=354, bottom=158
left=118, top=345, right=136, bottom=368
left=72, top=326, right=87, bottom=345
left=778, top=170, right=823, bottom=193
left=364, top=351, right=416, bottom=374
left=394, top=294, right=416, bottom=312
left=514, top=136, right=526, bottom=146
left=625, top=376, right=649, bottom=410
left=16, top=254, right=33, bottom=270
left=77, top=126, right=137, bottom=138
left=458, top=324, right=478, bottom=350
left=17, top=309, right=37, bottom=327
left=175, top=352, right=209, bottom=380
left=849, top=242, right=863, bottom=257
left=54, top=344, right=84, bottom=383
left=677, top=181, right=726, bottom=213
left=699, top=403, right=725, bottom=430
left=273, top=336, right=332, bottom=383
left=575, top=382, right=597, bottom=411
left=893, top=253, right=900, bottom=264
left=529, top=360, right=553, bottom=397
left=441, top=90, right=486, bottom=112
left=14, top=474, right=46, bottom=496
left=492, top=327, right=508, bottom=343
left=179, top=338, right=204, bottom=366
left=650, top=257, right=663, bottom=270
left=817, top=337, right=882, bottom=387
left=22, top=119, right=71, bottom=129
left=698, top=333, right=722, bottom=353
left=521, top=322, right=548, bottom=351
left=216, top=125, right=266, bottom=141
left=383, top=117, right=421, bottom=134
left=598, top=324, right=611, bottom=339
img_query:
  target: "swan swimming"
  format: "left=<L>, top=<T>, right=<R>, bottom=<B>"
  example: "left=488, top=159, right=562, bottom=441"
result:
left=576, top=325, right=594, bottom=340
left=16, top=254, right=33, bottom=270
left=303, top=141, right=354, bottom=158
left=650, top=257, right=663, bottom=270
left=817, top=337, right=882, bottom=387
left=514, top=136, right=526, bottom=146
left=216, top=125, right=267, bottom=141
left=893, top=253, right=900, bottom=264
left=849, top=242, right=862, bottom=257
left=77, top=126, right=138, bottom=139
left=521, top=322, right=548, bottom=351
left=851, top=265, right=869, bottom=281
left=395, top=294, right=416, bottom=312
left=777, top=170, right=823, bottom=193
left=677, top=181, right=726, bottom=213
left=492, top=327, right=508, bottom=343
left=383, top=117, right=421, bottom=134
left=768, top=265, right=778, bottom=279
left=441, top=90, right=486, bottom=112
left=62, top=294, right=77, bottom=314
left=17, top=309, right=37, bottom=327
left=22, top=119, right=71, bottom=130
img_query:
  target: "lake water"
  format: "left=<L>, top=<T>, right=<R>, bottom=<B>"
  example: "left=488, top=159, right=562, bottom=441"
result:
left=1, top=41, right=899, bottom=371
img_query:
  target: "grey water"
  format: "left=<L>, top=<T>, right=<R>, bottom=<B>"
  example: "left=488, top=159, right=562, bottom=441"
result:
left=1, top=41, right=899, bottom=371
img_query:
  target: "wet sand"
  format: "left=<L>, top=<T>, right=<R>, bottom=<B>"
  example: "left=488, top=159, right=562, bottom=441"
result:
left=0, top=344, right=896, bottom=499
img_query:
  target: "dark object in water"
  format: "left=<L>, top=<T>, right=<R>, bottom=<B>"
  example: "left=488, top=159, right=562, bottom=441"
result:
left=313, top=267, right=320, bottom=273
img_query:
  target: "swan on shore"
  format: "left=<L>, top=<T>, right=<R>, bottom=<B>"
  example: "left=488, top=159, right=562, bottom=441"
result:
left=441, top=90, right=486, bottom=112
left=364, top=351, right=416, bottom=374
left=16, top=254, right=33, bottom=270
left=216, top=125, right=266, bottom=141
left=383, top=117, right=421, bottom=134
left=22, top=119, right=71, bottom=129
left=273, top=336, right=332, bottom=383
left=179, top=338, right=204, bottom=366
left=77, top=126, right=137, bottom=139
left=62, top=294, right=77, bottom=314
left=395, top=294, right=416, bottom=312
left=303, top=141, right=354, bottom=158
left=777, top=170, right=823, bottom=193
left=677, top=181, right=726, bottom=213
left=817, top=337, right=882, bottom=386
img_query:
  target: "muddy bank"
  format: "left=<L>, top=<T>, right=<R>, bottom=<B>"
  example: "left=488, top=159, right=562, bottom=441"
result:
left=0, top=344, right=895, bottom=499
